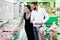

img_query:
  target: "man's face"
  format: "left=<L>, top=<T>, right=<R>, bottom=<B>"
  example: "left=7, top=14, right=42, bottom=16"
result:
left=31, top=4, right=35, bottom=10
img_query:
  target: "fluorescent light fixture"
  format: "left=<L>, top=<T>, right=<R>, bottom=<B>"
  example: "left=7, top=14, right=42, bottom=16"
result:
left=24, top=2, right=27, bottom=5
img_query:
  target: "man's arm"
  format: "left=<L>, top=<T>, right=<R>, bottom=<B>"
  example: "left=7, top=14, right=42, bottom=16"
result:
left=43, top=9, right=49, bottom=23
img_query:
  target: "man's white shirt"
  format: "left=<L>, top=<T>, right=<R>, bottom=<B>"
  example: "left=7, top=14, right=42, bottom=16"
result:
left=31, top=8, right=49, bottom=27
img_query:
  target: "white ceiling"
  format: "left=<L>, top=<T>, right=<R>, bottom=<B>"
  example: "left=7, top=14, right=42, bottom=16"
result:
left=4, top=0, right=18, bottom=3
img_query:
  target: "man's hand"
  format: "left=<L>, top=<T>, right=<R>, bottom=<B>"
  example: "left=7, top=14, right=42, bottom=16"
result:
left=39, top=22, right=44, bottom=25
left=35, top=22, right=44, bottom=25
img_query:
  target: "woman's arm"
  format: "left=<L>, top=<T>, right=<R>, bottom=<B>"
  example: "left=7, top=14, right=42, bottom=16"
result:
left=18, top=14, right=24, bottom=27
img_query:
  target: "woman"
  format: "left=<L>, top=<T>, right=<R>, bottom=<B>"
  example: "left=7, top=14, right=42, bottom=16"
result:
left=19, top=5, right=34, bottom=40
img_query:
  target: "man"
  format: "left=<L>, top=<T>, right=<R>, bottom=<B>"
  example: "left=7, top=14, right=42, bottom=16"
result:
left=31, top=2, right=49, bottom=40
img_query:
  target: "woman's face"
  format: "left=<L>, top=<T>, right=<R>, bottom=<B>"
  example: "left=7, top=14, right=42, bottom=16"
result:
left=25, top=7, right=30, bottom=13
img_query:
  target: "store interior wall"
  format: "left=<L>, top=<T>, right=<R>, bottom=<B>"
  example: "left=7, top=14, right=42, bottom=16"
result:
left=0, top=0, right=60, bottom=24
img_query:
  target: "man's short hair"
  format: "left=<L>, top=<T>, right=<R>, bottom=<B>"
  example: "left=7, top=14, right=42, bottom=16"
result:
left=32, top=2, right=38, bottom=5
